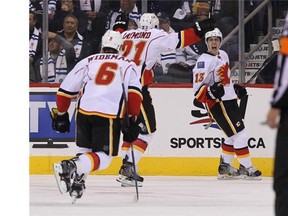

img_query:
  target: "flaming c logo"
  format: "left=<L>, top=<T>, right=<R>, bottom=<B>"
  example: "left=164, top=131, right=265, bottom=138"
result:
left=217, top=63, right=230, bottom=86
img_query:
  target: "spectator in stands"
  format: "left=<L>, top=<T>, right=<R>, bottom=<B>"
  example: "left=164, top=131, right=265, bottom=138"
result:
left=29, top=0, right=57, bottom=30
left=153, top=0, right=213, bottom=32
left=57, top=14, right=91, bottom=62
left=29, top=11, right=42, bottom=83
left=105, top=0, right=141, bottom=31
left=157, top=11, right=174, bottom=33
left=49, top=0, right=88, bottom=36
left=34, top=31, right=76, bottom=83
left=151, top=0, right=182, bottom=25
left=154, top=10, right=202, bottom=83
left=127, top=18, right=138, bottom=30
left=154, top=12, right=176, bottom=75
left=79, top=0, right=110, bottom=54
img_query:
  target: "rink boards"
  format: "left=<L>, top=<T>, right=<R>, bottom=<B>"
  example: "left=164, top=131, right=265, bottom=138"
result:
left=29, top=85, right=276, bottom=176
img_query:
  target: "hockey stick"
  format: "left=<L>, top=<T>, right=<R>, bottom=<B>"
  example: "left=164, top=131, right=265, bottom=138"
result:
left=235, top=53, right=277, bottom=120
left=119, top=67, right=139, bottom=201
left=243, top=51, right=278, bottom=87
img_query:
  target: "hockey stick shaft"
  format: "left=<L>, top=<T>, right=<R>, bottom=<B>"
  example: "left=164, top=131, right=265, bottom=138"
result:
left=243, top=51, right=278, bottom=87
left=119, top=67, right=139, bottom=201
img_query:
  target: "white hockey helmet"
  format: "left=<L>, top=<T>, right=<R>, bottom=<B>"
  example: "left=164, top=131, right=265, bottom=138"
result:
left=205, top=28, right=223, bottom=46
left=139, top=13, right=159, bottom=30
left=101, top=30, right=123, bottom=52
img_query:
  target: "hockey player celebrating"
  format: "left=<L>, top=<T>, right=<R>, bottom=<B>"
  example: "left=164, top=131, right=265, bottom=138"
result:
left=113, top=13, right=215, bottom=187
left=51, top=30, right=142, bottom=203
left=192, top=28, right=262, bottom=180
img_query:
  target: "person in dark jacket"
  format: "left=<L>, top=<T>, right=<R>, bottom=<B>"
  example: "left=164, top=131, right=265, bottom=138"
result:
left=265, top=12, right=288, bottom=216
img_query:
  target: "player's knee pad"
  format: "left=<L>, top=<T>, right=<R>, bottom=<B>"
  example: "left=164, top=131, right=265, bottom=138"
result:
left=231, top=129, right=248, bottom=149
left=224, top=136, right=233, bottom=145
left=96, top=151, right=113, bottom=170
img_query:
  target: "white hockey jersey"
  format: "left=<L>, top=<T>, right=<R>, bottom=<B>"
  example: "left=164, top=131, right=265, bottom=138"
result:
left=57, top=53, right=142, bottom=118
left=121, top=27, right=201, bottom=85
left=193, top=50, right=237, bottom=103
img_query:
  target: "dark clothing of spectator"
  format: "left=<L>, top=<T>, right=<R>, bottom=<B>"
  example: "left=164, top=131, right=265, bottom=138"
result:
left=29, top=26, right=43, bottom=65
left=49, top=1, right=89, bottom=36
left=57, top=29, right=90, bottom=62
left=105, top=0, right=141, bottom=31
left=82, top=0, right=111, bottom=54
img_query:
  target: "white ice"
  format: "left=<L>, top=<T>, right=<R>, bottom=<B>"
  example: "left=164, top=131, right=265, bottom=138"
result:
left=30, top=175, right=274, bottom=216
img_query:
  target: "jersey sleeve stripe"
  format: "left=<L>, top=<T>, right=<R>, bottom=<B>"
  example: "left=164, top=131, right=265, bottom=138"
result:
left=179, top=28, right=201, bottom=48
left=57, top=88, right=79, bottom=98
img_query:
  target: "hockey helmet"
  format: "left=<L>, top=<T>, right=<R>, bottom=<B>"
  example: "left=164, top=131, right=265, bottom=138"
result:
left=140, top=13, right=159, bottom=30
left=101, top=30, right=123, bottom=52
left=205, top=28, right=222, bottom=46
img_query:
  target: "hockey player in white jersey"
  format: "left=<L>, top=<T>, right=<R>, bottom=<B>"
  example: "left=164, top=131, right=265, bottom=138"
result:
left=113, top=13, right=214, bottom=186
left=51, top=30, right=143, bottom=203
left=192, top=28, right=261, bottom=180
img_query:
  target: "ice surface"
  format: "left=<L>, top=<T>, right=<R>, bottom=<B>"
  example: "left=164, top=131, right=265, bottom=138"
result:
left=30, top=175, right=274, bottom=216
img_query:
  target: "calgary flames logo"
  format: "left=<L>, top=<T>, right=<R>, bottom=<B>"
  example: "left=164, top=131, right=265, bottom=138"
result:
left=217, top=63, right=230, bottom=85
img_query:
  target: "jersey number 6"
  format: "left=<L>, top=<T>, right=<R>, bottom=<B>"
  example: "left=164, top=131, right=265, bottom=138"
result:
left=95, top=62, right=118, bottom=85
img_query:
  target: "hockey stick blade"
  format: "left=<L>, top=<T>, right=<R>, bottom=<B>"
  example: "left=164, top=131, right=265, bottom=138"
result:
left=204, top=121, right=214, bottom=130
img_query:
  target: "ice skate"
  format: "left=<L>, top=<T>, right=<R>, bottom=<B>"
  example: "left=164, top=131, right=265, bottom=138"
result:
left=239, top=164, right=262, bottom=180
left=53, top=159, right=77, bottom=194
left=116, top=159, right=143, bottom=187
left=69, top=174, right=86, bottom=204
left=217, top=156, right=241, bottom=180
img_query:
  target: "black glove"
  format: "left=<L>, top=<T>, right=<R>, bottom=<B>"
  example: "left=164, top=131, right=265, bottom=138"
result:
left=193, top=18, right=215, bottom=38
left=122, top=118, right=140, bottom=143
left=50, top=108, right=70, bottom=133
left=113, top=12, right=129, bottom=32
left=234, top=84, right=247, bottom=99
left=207, top=82, right=224, bottom=100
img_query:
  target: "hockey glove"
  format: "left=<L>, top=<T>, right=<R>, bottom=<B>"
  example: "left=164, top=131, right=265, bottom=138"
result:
left=113, top=12, right=129, bottom=33
left=207, top=82, right=224, bottom=100
left=193, top=18, right=215, bottom=38
left=234, top=84, right=247, bottom=99
left=50, top=108, right=70, bottom=133
left=122, top=118, right=140, bottom=143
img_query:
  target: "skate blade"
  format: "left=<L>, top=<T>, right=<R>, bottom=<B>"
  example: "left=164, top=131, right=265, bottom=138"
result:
left=241, top=175, right=262, bottom=181
left=71, top=196, right=77, bottom=204
left=217, top=175, right=241, bottom=180
left=116, top=175, right=143, bottom=187
left=120, top=182, right=143, bottom=187
left=70, top=190, right=83, bottom=204
left=53, top=163, right=68, bottom=194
